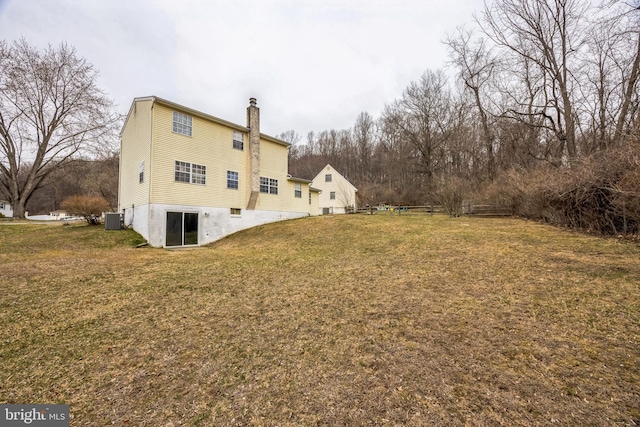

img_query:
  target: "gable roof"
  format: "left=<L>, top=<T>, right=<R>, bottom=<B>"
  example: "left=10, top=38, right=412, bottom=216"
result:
left=311, top=164, right=358, bottom=191
left=120, top=96, right=290, bottom=147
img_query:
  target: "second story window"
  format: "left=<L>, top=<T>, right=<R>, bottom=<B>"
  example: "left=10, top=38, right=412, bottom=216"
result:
left=227, top=171, right=239, bottom=189
left=325, top=174, right=332, bottom=182
left=330, top=191, right=336, bottom=200
left=232, top=131, right=244, bottom=150
left=175, top=161, right=191, bottom=183
left=260, top=177, right=278, bottom=195
left=175, top=160, right=206, bottom=185
left=173, top=111, right=192, bottom=136
left=294, top=183, right=302, bottom=198
left=191, top=163, right=206, bottom=184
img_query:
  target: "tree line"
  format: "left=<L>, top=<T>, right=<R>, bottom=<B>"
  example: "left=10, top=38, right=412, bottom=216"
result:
left=3, top=0, right=639, bottom=234
left=25, top=155, right=119, bottom=215
left=287, top=0, right=640, bottom=234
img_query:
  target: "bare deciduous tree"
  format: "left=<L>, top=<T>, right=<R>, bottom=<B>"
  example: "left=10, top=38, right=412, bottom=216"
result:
left=608, top=1, right=640, bottom=146
left=282, top=1, right=639, bottom=229
left=0, top=40, right=119, bottom=218
left=446, top=27, right=499, bottom=180
left=578, top=1, right=640, bottom=151
left=381, top=70, right=452, bottom=191
left=353, top=111, right=376, bottom=182
left=479, top=0, right=588, bottom=160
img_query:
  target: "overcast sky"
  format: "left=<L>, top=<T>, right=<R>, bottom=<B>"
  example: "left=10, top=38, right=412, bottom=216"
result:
left=0, top=0, right=486, bottom=140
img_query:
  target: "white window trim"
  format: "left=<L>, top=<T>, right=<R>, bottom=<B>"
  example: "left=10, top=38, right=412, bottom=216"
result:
left=259, top=176, right=278, bottom=195
left=232, top=131, right=244, bottom=150
left=172, top=111, right=193, bottom=137
left=227, top=170, right=239, bottom=189
left=175, top=160, right=206, bottom=185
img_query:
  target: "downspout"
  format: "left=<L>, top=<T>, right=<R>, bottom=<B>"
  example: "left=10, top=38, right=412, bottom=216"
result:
left=148, top=100, right=154, bottom=235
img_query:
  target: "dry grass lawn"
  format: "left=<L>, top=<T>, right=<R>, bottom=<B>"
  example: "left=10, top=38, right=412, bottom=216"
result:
left=0, top=214, right=639, bottom=426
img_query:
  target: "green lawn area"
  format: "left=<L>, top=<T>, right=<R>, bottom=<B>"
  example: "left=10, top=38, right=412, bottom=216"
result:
left=1, top=215, right=639, bottom=426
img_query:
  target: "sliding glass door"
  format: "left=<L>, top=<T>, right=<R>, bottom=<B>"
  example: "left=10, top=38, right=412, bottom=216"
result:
left=166, top=212, right=198, bottom=246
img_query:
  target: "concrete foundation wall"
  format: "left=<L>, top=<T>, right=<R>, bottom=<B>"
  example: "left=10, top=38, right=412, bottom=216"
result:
left=125, top=203, right=309, bottom=247
left=123, top=204, right=150, bottom=242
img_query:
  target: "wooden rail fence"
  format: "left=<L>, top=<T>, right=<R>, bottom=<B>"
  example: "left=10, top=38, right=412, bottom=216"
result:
left=356, top=204, right=514, bottom=216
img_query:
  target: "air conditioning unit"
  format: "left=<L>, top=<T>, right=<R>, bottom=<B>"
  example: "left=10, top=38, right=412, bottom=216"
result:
left=104, top=213, right=123, bottom=230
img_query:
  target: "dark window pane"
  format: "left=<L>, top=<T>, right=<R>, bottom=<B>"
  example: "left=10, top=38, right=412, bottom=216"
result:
left=184, top=213, right=199, bottom=245
left=166, top=212, right=183, bottom=246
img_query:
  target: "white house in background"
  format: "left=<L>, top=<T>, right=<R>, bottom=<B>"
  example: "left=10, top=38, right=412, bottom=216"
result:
left=0, top=200, right=13, bottom=218
left=118, top=96, right=320, bottom=247
left=311, top=164, right=358, bottom=215
left=49, top=210, right=69, bottom=220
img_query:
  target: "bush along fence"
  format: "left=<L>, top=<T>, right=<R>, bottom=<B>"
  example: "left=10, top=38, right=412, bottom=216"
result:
left=359, top=196, right=638, bottom=236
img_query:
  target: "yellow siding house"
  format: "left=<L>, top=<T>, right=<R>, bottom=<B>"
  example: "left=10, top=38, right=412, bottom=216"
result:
left=311, top=164, right=358, bottom=215
left=119, top=97, right=319, bottom=247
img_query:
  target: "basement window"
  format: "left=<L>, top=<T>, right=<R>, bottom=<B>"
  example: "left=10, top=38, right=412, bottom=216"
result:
left=230, top=208, right=241, bottom=216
